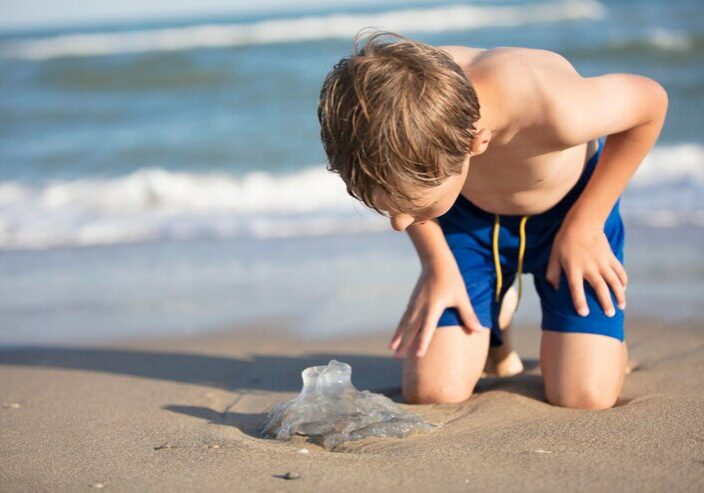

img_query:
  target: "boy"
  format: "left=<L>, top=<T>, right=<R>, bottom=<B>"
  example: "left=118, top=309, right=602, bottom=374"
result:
left=317, top=30, right=667, bottom=409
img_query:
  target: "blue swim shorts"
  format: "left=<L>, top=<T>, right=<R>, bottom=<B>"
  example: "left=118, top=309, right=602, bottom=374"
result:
left=436, top=137, right=625, bottom=346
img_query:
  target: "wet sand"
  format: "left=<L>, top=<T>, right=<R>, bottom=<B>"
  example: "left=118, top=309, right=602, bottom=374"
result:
left=1, top=318, right=703, bottom=492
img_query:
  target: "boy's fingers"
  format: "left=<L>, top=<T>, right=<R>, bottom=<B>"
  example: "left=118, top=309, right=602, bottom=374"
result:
left=611, top=258, right=628, bottom=290
left=545, top=254, right=561, bottom=290
left=395, top=328, right=416, bottom=358
left=389, top=325, right=403, bottom=351
left=389, top=320, right=406, bottom=351
left=586, top=272, right=615, bottom=317
left=389, top=333, right=403, bottom=352
left=457, top=296, right=484, bottom=334
left=603, top=267, right=626, bottom=310
left=415, top=306, right=443, bottom=357
left=396, top=310, right=424, bottom=357
left=567, top=269, right=589, bottom=316
left=390, top=308, right=414, bottom=350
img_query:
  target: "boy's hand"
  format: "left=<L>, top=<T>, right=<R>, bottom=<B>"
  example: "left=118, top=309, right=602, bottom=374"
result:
left=389, top=262, right=487, bottom=359
left=546, top=220, right=628, bottom=317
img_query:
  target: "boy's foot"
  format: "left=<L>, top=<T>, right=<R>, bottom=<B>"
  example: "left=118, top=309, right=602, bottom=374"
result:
left=482, top=286, right=525, bottom=378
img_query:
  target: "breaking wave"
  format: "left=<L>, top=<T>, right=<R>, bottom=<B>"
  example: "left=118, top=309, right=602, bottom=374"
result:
left=0, top=142, right=701, bottom=250
left=0, top=0, right=606, bottom=60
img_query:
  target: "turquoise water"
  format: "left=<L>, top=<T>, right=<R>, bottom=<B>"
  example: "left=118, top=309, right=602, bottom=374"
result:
left=0, top=0, right=702, bottom=344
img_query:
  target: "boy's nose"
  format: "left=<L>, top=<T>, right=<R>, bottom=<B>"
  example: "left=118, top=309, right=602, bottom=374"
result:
left=390, top=214, right=414, bottom=231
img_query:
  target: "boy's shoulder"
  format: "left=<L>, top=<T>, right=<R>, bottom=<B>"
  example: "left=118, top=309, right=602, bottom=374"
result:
left=437, top=45, right=574, bottom=80
left=437, top=45, right=577, bottom=144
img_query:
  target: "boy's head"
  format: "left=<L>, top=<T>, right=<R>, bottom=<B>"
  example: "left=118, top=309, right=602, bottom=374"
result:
left=318, top=29, right=487, bottom=231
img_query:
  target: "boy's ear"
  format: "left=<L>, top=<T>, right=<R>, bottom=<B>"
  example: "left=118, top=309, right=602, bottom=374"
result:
left=468, top=128, right=492, bottom=157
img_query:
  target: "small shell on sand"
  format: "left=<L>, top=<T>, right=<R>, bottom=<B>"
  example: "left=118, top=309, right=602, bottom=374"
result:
left=283, top=471, right=300, bottom=480
left=89, top=483, right=105, bottom=489
left=2, top=402, right=21, bottom=409
left=298, top=448, right=309, bottom=454
left=208, top=444, right=221, bottom=449
left=154, top=443, right=176, bottom=450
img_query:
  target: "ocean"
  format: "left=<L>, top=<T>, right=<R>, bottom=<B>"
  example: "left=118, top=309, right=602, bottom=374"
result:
left=1, top=0, right=702, bottom=345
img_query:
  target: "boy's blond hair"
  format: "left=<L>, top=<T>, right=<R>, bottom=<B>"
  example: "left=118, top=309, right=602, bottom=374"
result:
left=317, top=29, right=480, bottom=215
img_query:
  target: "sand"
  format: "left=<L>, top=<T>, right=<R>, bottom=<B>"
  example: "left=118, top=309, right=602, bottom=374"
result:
left=1, top=318, right=703, bottom=492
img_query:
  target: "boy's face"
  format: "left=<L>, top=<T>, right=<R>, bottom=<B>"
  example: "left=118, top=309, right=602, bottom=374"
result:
left=373, top=154, right=470, bottom=231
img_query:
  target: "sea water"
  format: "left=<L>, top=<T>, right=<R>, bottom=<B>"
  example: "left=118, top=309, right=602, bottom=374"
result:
left=1, top=0, right=703, bottom=346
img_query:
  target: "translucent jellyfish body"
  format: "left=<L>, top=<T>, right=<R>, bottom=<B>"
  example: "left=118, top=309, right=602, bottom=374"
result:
left=260, top=359, right=437, bottom=450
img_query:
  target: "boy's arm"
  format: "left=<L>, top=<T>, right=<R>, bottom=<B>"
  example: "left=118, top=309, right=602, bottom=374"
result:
left=389, top=217, right=486, bottom=356
left=544, top=68, right=668, bottom=226
left=535, top=52, right=668, bottom=316
left=405, top=219, right=457, bottom=272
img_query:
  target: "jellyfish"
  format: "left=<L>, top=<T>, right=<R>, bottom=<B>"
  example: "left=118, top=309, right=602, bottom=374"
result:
left=260, top=359, right=437, bottom=450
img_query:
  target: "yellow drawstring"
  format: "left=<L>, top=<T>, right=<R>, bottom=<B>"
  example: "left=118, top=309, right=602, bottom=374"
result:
left=516, top=215, right=529, bottom=308
left=492, top=214, right=503, bottom=302
left=492, top=214, right=530, bottom=312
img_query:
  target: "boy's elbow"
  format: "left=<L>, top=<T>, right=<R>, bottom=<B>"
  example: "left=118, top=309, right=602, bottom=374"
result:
left=648, top=77, right=669, bottom=119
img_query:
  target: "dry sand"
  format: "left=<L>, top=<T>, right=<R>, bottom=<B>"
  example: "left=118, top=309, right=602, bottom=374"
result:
left=1, top=318, right=703, bottom=492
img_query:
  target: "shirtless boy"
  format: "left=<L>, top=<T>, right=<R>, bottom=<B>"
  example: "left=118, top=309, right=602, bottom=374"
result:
left=317, top=30, right=668, bottom=409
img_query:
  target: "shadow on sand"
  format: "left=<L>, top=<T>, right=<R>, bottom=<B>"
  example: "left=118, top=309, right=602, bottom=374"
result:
left=0, top=346, right=546, bottom=440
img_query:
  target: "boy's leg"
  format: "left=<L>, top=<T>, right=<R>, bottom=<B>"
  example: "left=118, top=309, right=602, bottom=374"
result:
left=402, top=325, right=490, bottom=404
left=534, top=270, right=627, bottom=409
left=540, top=331, right=628, bottom=409
left=402, top=224, right=502, bottom=403
left=534, top=193, right=626, bottom=408
left=485, top=285, right=524, bottom=377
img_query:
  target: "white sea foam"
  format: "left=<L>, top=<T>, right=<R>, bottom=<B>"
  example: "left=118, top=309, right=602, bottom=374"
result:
left=0, top=0, right=605, bottom=60
left=648, top=28, right=693, bottom=51
left=0, top=143, right=701, bottom=250
left=0, top=166, right=386, bottom=249
left=629, top=144, right=704, bottom=186
left=610, top=28, right=695, bottom=52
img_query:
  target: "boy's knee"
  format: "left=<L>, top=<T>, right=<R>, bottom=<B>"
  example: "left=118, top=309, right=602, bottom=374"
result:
left=545, top=382, right=619, bottom=410
left=403, top=383, right=475, bottom=405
